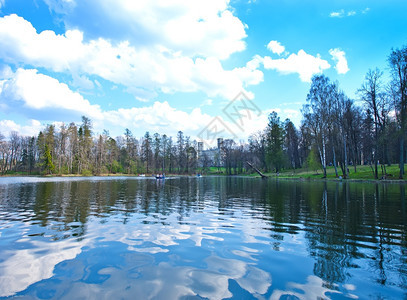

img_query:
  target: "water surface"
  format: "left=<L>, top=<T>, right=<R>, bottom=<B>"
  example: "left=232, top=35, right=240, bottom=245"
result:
left=0, top=176, right=406, bottom=299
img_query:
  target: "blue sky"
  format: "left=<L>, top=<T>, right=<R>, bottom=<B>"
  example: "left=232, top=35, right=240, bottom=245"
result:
left=0, top=0, right=406, bottom=144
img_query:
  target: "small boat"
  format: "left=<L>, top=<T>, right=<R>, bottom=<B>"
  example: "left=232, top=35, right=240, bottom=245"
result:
left=139, top=174, right=146, bottom=177
left=196, top=174, right=202, bottom=178
left=156, top=174, right=165, bottom=180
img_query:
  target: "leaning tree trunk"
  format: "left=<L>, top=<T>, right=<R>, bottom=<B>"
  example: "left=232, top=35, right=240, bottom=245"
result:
left=246, top=161, right=268, bottom=178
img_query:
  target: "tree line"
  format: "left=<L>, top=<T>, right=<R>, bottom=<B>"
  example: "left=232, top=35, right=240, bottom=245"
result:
left=0, top=45, right=406, bottom=178
left=0, top=116, right=205, bottom=176
left=249, top=45, right=407, bottom=179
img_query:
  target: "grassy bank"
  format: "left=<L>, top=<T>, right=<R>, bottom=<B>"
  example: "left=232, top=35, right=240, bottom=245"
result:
left=261, top=164, right=407, bottom=182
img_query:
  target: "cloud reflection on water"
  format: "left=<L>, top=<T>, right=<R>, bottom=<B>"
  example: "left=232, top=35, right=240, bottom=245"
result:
left=41, top=254, right=271, bottom=300
left=0, top=231, right=86, bottom=297
left=0, top=208, right=273, bottom=298
left=270, top=275, right=358, bottom=300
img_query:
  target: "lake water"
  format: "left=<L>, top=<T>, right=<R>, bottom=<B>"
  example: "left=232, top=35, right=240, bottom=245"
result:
left=0, top=176, right=406, bottom=299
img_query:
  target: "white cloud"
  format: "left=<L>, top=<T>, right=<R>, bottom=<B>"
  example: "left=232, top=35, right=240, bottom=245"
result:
left=330, top=10, right=344, bottom=18
left=0, top=14, right=259, bottom=100
left=0, top=67, right=293, bottom=147
left=0, top=64, right=13, bottom=81
left=330, top=9, right=357, bottom=18
left=0, top=15, right=87, bottom=72
left=43, top=0, right=247, bottom=60
left=71, top=74, right=94, bottom=90
left=0, top=67, right=256, bottom=141
left=266, top=40, right=285, bottom=55
left=255, top=50, right=330, bottom=82
left=362, top=7, right=370, bottom=14
left=0, top=0, right=5, bottom=9
left=329, top=48, right=349, bottom=74
left=201, top=99, right=213, bottom=106
left=104, top=101, right=213, bottom=133
left=0, top=119, right=43, bottom=137
left=281, top=108, right=301, bottom=122
left=0, top=68, right=103, bottom=119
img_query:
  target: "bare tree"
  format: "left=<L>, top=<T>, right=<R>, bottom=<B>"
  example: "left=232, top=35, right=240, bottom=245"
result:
left=388, top=46, right=407, bottom=179
left=303, top=75, right=335, bottom=178
left=0, top=132, right=8, bottom=174
left=358, top=68, right=384, bottom=179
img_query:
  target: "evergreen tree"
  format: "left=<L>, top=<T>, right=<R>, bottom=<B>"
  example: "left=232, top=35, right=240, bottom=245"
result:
left=265, top=111, right=285, bottom=172
left=141, top=132, right=152, bottom=173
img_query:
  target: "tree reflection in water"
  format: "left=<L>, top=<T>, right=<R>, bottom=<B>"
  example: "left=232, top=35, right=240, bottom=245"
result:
left=0, top=177, right=406, bottom=298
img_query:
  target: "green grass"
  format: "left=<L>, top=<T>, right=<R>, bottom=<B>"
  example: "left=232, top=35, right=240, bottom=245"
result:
left=1, top=171, right=41, bottom=176
left=204, top=167, right=226, bottom=175
left=266, top=164, right=406, bottom=181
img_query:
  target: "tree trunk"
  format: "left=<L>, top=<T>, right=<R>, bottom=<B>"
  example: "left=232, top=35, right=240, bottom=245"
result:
left=400, top=135, right=405, bottom=179
left=332, top=145, right=338, bottom=177
left=321, top=135, right=327, bottom=178
left=374, top=159, right=378, bottom=180
left=344, top=137, right=349, bottom=178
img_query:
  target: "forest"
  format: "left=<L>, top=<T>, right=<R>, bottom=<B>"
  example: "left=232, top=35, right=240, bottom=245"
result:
left=1, top=46, right=406, bottom=179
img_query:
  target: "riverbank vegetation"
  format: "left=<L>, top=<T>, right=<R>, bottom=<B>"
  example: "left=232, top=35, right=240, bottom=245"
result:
left=1, top=45, right=406, bottom=180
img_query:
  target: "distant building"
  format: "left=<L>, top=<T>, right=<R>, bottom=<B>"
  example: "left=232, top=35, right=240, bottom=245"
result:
left=197, top=142, right=204, bottom=158
left=197, top=138, right=224, bottom=167
left=217, top=138, right=223, bottom=150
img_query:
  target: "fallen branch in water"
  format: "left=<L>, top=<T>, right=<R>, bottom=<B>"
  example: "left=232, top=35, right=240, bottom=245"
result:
left=246, top=161, right=268, bottom=178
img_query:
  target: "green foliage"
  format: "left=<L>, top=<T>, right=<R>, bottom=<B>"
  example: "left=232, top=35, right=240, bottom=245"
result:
left=265, top=112, right=286, bottom=172
left=44, top=144, right=55, bottom=174
left=81, top=169, right=92, bottom=176
left=306, top=148, right=321, bottom=174
left=60, top=166, right=70, bottom=175
left=110, top=160, right=122, bottom=174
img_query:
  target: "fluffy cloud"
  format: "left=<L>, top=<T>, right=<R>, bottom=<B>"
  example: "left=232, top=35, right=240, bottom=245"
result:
left=251, top=41, right=332, bottom=82
left=256, top=50, right=330, bottom=82
left=0, top=68, right=103, bottom=119
left=43, top=0, right=246, bottom=60
left=0, top=67, right=260, bottom=142
left=0, top=15, right=88, bottom=72
left=266, top=40, right=285, bottom=55
left=103, top=101, right=214, bottom=134
left=0, top=14, right=259, bottom=100
left=0, top=67, right=300, bottom=143
left=0, top=119, right=43, bottom=137
left=329, top=48, right=349, bottom=74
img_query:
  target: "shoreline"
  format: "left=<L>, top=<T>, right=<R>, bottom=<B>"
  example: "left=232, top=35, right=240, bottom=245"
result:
left=261, top=175, right=407, bottom=184
left=1, top=173, right=406, bottom=184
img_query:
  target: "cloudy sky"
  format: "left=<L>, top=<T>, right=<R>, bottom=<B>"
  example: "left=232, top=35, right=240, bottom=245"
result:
left=0, top=0, right=406, bottom=142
